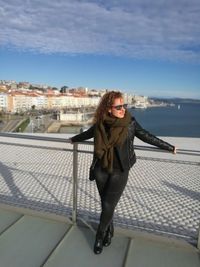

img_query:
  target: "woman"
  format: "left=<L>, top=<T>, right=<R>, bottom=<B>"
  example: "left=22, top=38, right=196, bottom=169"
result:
left=70, top=91, right=176, bottom=255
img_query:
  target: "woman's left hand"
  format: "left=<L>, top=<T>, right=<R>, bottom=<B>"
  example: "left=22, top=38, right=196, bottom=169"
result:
left=173, top=147, right=177, bottom=154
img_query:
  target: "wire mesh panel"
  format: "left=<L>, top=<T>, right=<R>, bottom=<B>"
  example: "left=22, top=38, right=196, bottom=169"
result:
left=0, top=140, right=74, bottom=217
left=0, top=134, right=199, bottom=245
left=116, top=156, right=200, bottom=244
left=76, top=151, right=101, bottom=222
left=75, top=145, right=200, bottom=245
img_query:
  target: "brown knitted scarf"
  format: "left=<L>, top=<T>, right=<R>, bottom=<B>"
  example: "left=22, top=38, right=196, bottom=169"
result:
left=94, top=111, right=131, bottom=173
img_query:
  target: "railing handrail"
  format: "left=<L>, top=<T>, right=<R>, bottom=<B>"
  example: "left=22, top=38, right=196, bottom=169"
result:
left=0, top=132, right=199, bottom=156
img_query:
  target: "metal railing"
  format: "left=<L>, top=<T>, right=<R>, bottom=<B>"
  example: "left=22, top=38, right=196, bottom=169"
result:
left=0, top=132, right=199, bottom=248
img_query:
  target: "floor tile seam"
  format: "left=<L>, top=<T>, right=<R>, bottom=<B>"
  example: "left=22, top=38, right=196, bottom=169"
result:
left=122, top=238, right=132, bottom=267
left=0, top=214, right=24, bottom=237
left=41, top=224, right=73, bottom=267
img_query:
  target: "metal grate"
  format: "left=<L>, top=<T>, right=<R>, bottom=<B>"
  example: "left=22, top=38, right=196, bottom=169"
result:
left=0, top=141, right=73, bottom=216
left=0, top=134, right=199, bottom=245
left=76, top=148, right=200, bottom=244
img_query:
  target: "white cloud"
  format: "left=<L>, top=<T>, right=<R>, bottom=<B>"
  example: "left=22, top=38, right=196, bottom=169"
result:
left=0, top=0, right=200, bottom=62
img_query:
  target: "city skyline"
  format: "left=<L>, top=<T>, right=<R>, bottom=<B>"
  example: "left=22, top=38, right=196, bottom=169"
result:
left=0, top=0, right=200, bottom=99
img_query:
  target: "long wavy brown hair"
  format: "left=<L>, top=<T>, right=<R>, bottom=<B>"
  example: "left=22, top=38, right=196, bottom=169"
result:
left=93, top=91, right=123, bottom=123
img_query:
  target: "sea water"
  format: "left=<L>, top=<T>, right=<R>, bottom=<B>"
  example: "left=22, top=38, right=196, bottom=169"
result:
left=131, top=103, right=200, bottom=137
left=60, top=103, right=200, bottom=137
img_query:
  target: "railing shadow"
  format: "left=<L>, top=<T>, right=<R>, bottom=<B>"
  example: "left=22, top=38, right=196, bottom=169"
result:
left=0, top=162, right=25, bottom=199
left=0, top=161, right=73, bottom=218
left=162, top=181, right=200, bottom=202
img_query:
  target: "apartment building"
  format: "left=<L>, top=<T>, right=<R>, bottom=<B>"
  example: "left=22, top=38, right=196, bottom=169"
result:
left=3, top=89, right=142, bottom=112
left=74, top=96, right=100, bottom=107
left=0, top=93, right=8, bottom=111
left=48, top=95, right=100, bottom=109
left=33, top=95, right=48, bottom=110
left=7, top=92, right=34, bottom=112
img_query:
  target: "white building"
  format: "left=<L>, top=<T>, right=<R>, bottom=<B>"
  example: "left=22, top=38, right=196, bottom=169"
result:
left=0, top=93, right=8, bottom=111
left=74, top=96, right=100, bottom=107
left=11, top=93, right=34, bottom=112
left=33, top=95, right=48, bottom=110
left=123, top=93, right=134, bottom=104
left=48, top=95, right=100, bottom=109
left=133, top=95, right=149, bottom=108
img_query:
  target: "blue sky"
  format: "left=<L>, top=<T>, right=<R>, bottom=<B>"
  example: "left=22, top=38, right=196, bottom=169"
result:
left=0, top=0, right=200, bottom=99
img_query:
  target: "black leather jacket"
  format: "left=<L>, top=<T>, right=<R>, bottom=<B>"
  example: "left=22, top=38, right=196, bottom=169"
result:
left=71, top=116, right=175, bottom=171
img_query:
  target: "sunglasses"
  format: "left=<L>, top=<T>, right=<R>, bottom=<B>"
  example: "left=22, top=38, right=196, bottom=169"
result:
left=111, top=104, right=128, bottom=110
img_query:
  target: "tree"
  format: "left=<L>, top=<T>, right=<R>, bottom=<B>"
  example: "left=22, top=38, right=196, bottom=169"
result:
left=60, top=86, right=69, bottom=93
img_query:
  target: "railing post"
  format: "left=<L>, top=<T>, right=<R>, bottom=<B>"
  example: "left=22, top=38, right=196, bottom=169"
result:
left=72, top=143, right=78, bottom=224
left=198, top=222, right=200, bottom=250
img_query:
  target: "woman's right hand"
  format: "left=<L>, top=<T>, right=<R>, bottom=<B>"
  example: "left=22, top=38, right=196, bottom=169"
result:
left=173, top=147, right=177, bottom=154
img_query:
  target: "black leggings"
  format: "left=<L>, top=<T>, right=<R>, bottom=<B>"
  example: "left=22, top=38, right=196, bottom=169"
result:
left=94, top=164, right=129, bottom=232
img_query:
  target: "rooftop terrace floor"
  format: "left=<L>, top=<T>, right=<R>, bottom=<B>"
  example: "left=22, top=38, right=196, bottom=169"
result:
left=0, top=205, right=199, bottom=267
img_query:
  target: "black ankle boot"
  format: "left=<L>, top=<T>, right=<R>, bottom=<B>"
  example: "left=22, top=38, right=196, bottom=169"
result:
left=94, top=230, right=105, bottom=254
left=103, top=223, right=114, bottom=247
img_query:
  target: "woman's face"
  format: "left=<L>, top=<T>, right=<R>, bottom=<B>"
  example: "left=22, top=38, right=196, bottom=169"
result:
left=109, top=97, right=127, bottom=119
